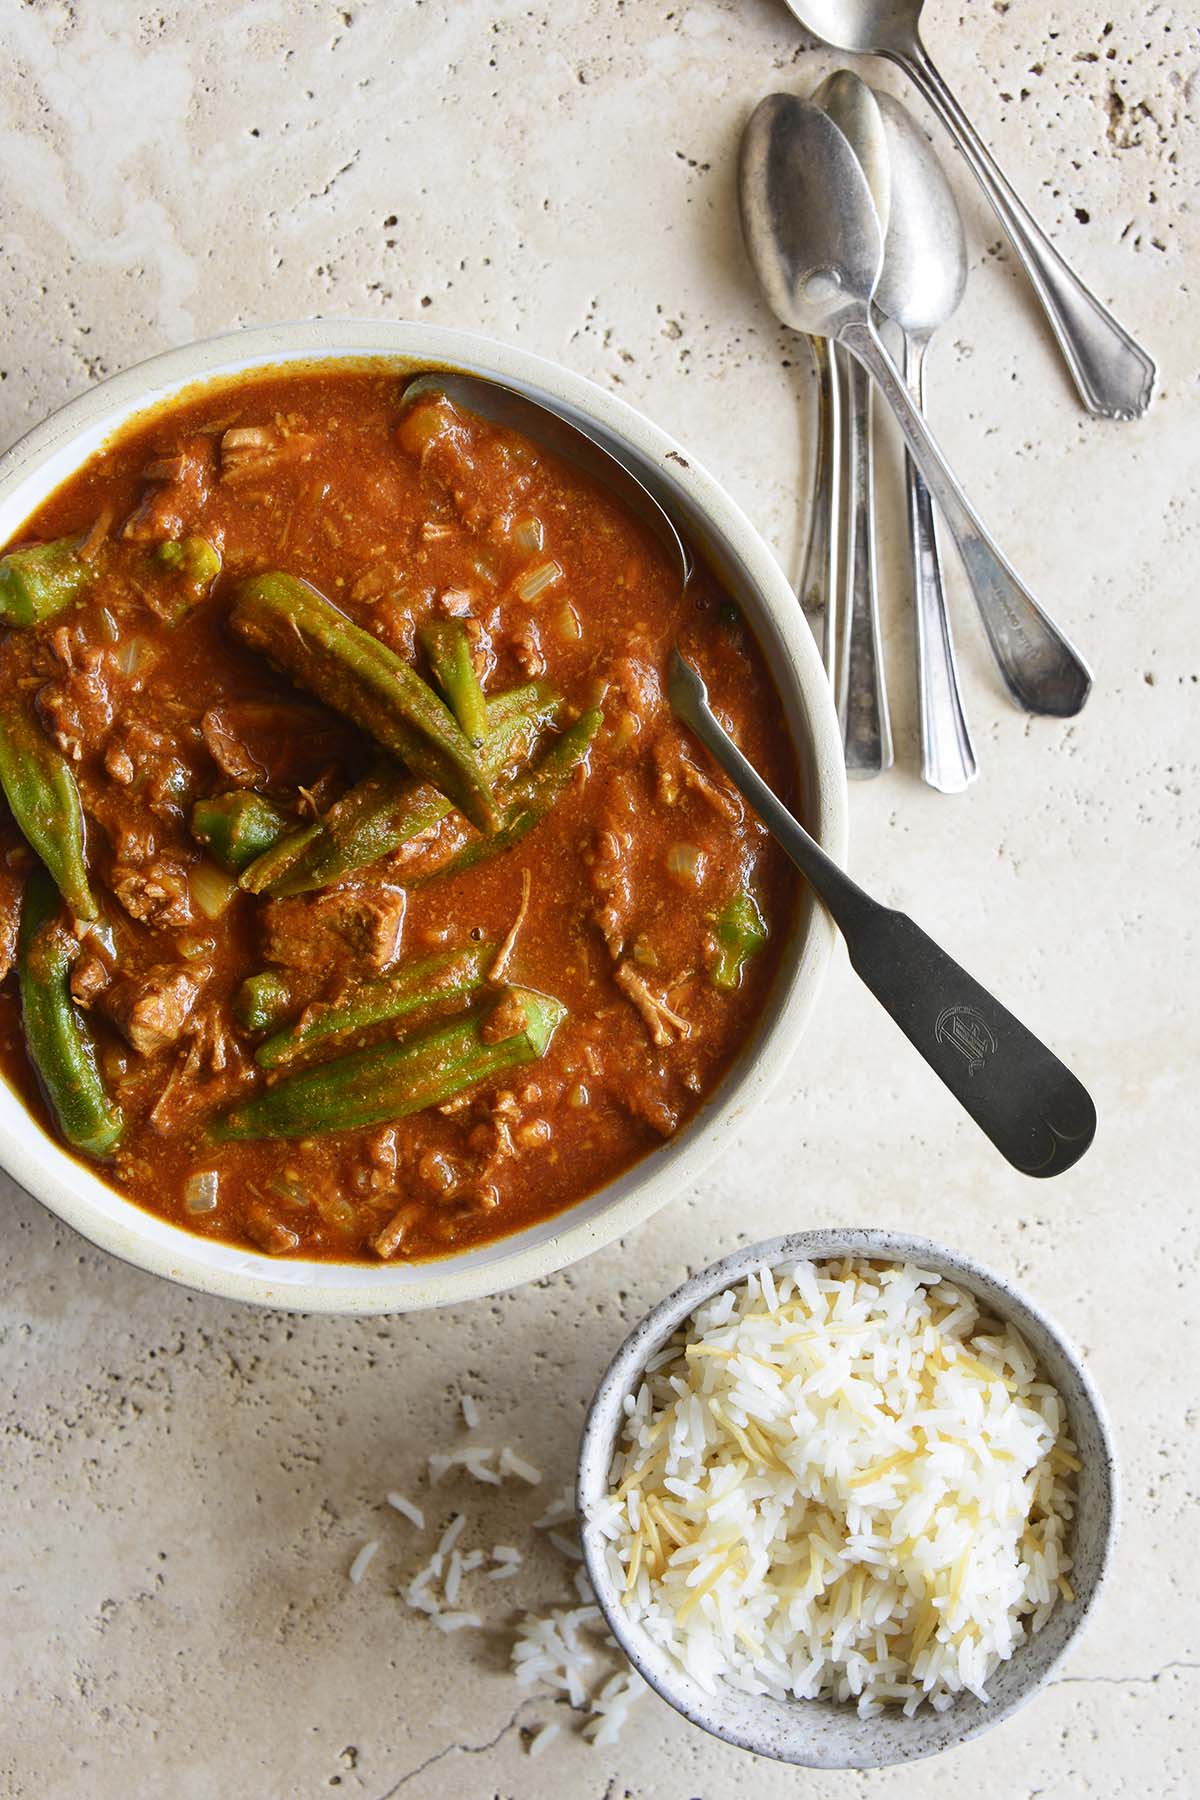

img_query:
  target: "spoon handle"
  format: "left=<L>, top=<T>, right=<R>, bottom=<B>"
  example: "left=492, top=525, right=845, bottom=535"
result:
left=900, top=42, right=1155, bottom=422
left=903, top=335, right=977, bottom=793
left=670, top=655, right=1096, bottom=1178
left=839, top=316, right=1091, bottom=717
left=798, top=335, right=841, bottom=683
left=838, top=347, right=893, bottom=777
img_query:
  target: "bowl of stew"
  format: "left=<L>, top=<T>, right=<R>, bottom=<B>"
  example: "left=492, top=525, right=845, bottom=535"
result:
left=0, top=320, right=845, bottom=1312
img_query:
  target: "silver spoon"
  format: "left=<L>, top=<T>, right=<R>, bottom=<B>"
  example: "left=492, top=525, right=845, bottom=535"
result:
left=777, top=0, right=1155, bottom=421
left=814, top=70, right=893, bottom=778
left=796, top=333, right=841, bottom=683
left=872, top=89, right=976, bottom=794
left=399, top=373, right=692, bottom=591
left=668, top=648, right=1096, bottom=1175
left=739, top=94, right=1091, bottom=717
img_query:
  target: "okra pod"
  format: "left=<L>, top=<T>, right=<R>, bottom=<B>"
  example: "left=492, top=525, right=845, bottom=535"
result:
left=191, top=790, right=288, bottom=873
left=255, top=940, right=495, bottom=1069
left=419, top=618, right=488, bottom=748
left=235, top=969, right=297, bottom=1034
left=153, top=536, right=222, bottom=620
left=17, top=866, right=123, bottom=1157
left=0, top=704, right=96, bottom=919
left=212, top=985, right=565, bottom=1142
left=0, top=537, right=91, bottom=626
left=710, top=887, right=768, bottom=990
left=421, top=706, right=602, bottom=887
left=230, top=572, right=497, bottom=833
left=244, top=681, right=560, bottom=898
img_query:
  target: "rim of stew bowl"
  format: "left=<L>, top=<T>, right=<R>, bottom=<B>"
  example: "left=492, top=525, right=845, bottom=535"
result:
left=576, top=1229, right=1119, bottom=1769
left=0, top=320, right=847, bottom=1314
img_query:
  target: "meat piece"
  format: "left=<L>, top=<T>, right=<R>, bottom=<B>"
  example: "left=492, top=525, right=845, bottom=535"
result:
left=0, top=866, right=24, bottom=984
left=110, top=859, right=194, bottom=930
left=243, top=1201, right=301, bottom=1256
left=69, top=954, right=112, bottom=1008
left=103, top=721, right=191, bottom=820
left=181, top=1000, right=238, bottom=1075
left=611, top=652, right=663, bottom=731
left=220, top=424, right=317, bottom=482
left=260, top=883, right=407, bottom=976
left=614, top=962, right=691, bottom=1049
left=621, top=1081, right=681, bottom=1138
left=589, top=773, right=637, bottom=959
left=201, top=699, right=357, bottom=790
left=654, top=737, right=743, bottom=822
left=512, top=618, right=546, bottom=679
left=102, top=965, right=205, bottom=1056
left=371, top=1201, right=423, bottom=1260
left=35, top=629, right=116, bottom=762
left=122, top=436, right=212, bottom=541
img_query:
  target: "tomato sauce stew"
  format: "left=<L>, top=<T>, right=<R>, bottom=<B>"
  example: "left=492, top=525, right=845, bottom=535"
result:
left=0, top=367, right=800, bottom=1262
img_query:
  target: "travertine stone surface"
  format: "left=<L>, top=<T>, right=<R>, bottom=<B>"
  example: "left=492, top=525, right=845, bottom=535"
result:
left=1, top=3, right=1196, bottom=1796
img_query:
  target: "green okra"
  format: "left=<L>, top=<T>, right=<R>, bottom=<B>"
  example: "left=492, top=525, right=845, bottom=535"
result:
left=0, top=704, right=96, bottom=919
left=234, top=970, right=297, bottom=1034
left=242, top=680, right=560, bottom=898
left=153, top=536, right=222, bottom=620
left=190, top=790, right=289, bottom=873
left=420, top=706, right=603, bottom=887
left=17, top=866, right=123, bottom=1157
left=419, top=618, right=488, bottom=749
left=255, top=940, right=495, bottom=1069
left=211, top=985, right=566, bottom=1142
left=0, top=537, right=91, bottom=626
left=710, top=886, right=768, bottom=990
left=230, top=572, right=497, bottom=833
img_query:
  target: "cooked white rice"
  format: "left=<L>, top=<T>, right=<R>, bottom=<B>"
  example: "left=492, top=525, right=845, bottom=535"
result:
left=589, top=1259, right=1078, bottom=1718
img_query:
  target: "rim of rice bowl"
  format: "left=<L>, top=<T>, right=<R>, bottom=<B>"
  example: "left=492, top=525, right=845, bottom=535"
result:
left=577, top=1230, right=1118, bottom=1770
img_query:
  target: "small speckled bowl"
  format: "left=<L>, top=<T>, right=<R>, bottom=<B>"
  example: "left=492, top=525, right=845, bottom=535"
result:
left=577, top=1229, right=1119, bottom=1769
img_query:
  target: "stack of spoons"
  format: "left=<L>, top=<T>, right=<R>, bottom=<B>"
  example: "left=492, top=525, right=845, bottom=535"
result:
left=739, top=57, right=1152, bottom=790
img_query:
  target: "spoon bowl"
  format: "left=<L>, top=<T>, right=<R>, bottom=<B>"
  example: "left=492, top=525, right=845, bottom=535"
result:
left=400, top=371, right=692, bottom=593
left=873, top=91, right=965, bottom=334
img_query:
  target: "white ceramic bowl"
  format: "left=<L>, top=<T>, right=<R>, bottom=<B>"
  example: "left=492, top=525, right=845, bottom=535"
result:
left=0, top=320, right=847, bottom=1313
left=577, top=1229, right=1118, bottom=1769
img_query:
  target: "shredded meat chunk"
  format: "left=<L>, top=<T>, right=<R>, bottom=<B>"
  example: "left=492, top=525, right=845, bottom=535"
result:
left=220, top=424, right=317, bottom=482
left=654, top=737, right=744, bottom=822
left=589, top=774, right=637, bottom=959
left=611, top=652, right=664, bottom=730
left=36, top=629, right=116, bottom=762
left=69, top=954, right=112, bottom=1008
left=122, top=436, right=212, bottom=541
left=614, top=961, right=691, bottom=1049
left=621, top=1080, right=681, bottom=1138
left=0, top=867, right=24, bottom=984
left=244, top=1202, right=301, bottom=1256
left=104, top=721, right=190, bottom=819
left=102, top=964, right=206, bottom=1056
left=201, top=699, right=356, bottom=789
left=110, top=859, right=194, bottom=930
left=260, top=883, right=407, bottom=976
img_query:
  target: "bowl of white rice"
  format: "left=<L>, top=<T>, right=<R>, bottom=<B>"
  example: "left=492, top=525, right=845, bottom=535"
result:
left=577, top=1229, right=1117, bottom=1768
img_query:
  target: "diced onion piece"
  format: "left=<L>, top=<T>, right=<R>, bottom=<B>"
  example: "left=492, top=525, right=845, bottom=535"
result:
left=114, top=635, right=158, bottom=676
left=556, top=602, right=581, bottom=643
left=667, top=842, right=705, bottom=886
left=85, top=917, right=117, bottom=958
left=184, top=1170, right=220, bottom=1214
left=177, top=933, right=217, bottom=960
left=515, top=558, right=562, bottom=604
left=189, top=859, right=238, bottom=920
left=512, top=517, right=544, bottom=556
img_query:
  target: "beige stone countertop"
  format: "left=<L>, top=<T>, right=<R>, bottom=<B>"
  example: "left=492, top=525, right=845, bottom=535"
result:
left=1, top=2, right=1196, bottom=1796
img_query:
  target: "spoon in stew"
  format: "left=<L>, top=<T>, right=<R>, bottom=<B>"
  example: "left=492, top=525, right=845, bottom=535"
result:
left=399, top=373, right=692, bottom=591
left=668, top=647, right=1096, bottom=1177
